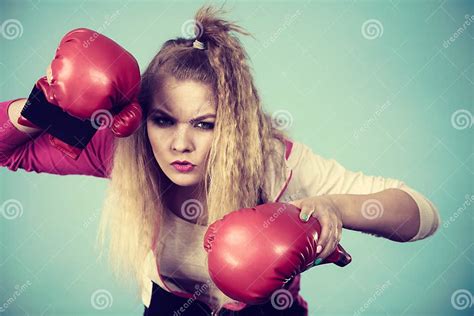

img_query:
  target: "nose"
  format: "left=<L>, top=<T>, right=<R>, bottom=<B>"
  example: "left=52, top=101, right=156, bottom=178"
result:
left=171, top=124, right=193, bottom=153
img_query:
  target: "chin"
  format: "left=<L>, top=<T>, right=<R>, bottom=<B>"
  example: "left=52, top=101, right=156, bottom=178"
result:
left=164, top=171, right=199, bottom=187
left=170, top=177, right=199, bottom=187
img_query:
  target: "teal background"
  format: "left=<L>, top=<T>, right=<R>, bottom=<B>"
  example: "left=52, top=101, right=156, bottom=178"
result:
left=1, top=0, right=473, bottom=315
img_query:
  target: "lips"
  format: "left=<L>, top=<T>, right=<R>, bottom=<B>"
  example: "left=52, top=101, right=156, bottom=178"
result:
left=171, top=160, right=196, bottom=173
left=171, top=160, right=195, bottom=166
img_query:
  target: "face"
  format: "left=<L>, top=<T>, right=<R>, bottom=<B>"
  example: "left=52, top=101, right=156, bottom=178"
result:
left=147, top=77, right=216, bottom=187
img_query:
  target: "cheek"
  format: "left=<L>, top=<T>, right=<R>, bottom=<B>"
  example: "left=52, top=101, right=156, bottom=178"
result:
left=198, top=133, right=214, bottom=159
left=147, top=124, right=167, bottom=155
left=204, top=135, right=214, bottom=150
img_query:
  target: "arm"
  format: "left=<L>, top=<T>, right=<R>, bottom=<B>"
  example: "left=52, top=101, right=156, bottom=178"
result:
left=329, top=188, right=432, bottom=242
left=8, top=99, right=43, bottom=134
left=286, top=141, right=440, bottom=242
left=0, top=99, right=115, bottom=178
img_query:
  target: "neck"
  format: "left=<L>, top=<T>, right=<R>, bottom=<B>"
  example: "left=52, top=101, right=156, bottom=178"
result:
left=164, top=181, right=208, bottom=221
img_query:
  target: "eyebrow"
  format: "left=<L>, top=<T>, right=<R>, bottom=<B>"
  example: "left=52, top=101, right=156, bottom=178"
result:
left=151, top=108, right=216, bottom=122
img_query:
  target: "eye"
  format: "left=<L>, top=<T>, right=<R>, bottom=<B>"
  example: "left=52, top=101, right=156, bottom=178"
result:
left=195, top=122, right=215, bottom=130
left=151, top=116, right=173, bottom=127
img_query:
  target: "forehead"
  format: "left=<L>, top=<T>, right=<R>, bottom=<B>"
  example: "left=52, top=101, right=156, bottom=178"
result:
left=153, top=77, right=215, bottom=116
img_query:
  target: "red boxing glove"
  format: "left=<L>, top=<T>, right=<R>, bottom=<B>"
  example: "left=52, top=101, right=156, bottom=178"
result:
left=204, top=202, right=352, bottom=305
left=19, top=28, right=142, bottom=159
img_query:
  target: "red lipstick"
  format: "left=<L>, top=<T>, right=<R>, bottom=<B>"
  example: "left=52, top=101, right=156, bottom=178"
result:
left=171, top=160, right=195, bottom=173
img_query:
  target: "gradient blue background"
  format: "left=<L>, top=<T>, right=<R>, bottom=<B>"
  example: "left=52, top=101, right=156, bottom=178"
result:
left=1, top=0, right=473, bottom=315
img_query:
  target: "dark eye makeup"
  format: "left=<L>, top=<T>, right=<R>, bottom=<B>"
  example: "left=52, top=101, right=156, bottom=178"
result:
left=150, top=116, right=215, bottom=130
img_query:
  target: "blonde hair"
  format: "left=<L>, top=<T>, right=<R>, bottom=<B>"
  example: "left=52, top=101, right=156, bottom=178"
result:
left=96, top=5, right=290, bottom=295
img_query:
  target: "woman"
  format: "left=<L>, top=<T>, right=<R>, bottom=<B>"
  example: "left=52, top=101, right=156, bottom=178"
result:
left=0, top=5, right=440, bottom=316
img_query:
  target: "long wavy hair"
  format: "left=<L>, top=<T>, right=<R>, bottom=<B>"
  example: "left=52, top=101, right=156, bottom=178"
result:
left=96, top=5, right=290, bottom=295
